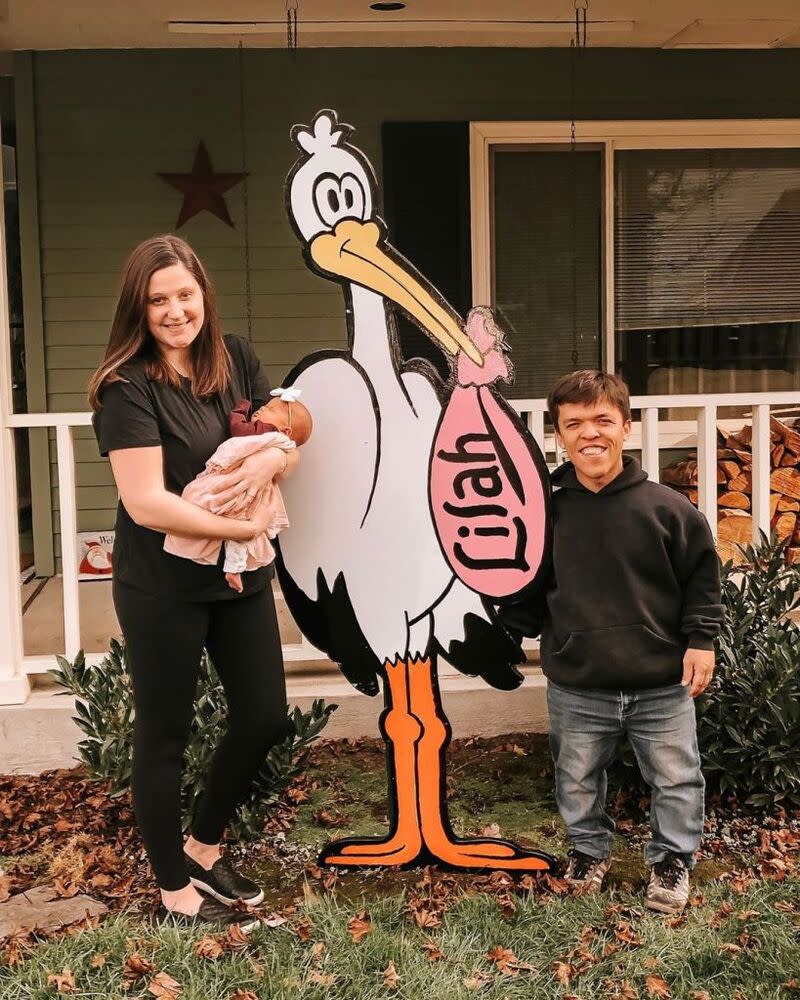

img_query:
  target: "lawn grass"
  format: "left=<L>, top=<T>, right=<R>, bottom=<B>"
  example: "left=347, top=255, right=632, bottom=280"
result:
left=1, top=876, right=799, bottom=999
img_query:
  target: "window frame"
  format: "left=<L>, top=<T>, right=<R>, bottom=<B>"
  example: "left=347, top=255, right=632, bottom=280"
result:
left=469, top=119, right=800, bottom=382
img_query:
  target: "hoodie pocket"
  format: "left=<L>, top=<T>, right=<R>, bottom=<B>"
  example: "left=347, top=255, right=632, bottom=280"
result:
left=549, top=624, right=683, bottom=688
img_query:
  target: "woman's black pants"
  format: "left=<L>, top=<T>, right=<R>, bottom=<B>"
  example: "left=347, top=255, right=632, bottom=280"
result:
left=112, top=578, right=288, bottom=891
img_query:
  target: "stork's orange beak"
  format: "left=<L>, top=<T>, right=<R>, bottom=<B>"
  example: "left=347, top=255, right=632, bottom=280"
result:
left=310, top=219, right=483, bottom=367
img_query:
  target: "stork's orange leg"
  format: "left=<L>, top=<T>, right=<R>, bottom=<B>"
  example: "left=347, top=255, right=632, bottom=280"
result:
left=319, top=659, right=424, bottom=867
left=409, top=658, right=554, bottom=872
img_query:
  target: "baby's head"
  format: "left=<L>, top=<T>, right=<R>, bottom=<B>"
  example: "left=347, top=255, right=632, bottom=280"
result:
left=253, top=395, right=312, bottom=445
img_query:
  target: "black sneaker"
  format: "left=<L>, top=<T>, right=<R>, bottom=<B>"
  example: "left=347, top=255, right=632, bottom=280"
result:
left=157, top=895, right=260, bottom=933
left=184, top=852, right=265, bottom=907
left=563, top=849, right=612, bottom=894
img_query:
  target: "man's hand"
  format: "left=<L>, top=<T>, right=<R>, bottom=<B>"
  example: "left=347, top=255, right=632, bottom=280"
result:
left=681, top=648, right=715, bottom=697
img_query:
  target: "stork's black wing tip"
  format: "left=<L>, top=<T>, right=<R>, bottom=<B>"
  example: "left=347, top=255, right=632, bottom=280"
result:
left=441, top=611, right=527, bottom=691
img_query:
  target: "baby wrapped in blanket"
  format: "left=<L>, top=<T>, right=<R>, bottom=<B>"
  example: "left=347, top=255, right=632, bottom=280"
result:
left=164, top=387, right=312, bottom=592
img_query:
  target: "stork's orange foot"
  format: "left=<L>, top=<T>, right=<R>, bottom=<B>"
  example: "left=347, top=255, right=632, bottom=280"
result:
left=428, top=837, right=554, bottom=872
left=319, top=834, right=421, bottom=868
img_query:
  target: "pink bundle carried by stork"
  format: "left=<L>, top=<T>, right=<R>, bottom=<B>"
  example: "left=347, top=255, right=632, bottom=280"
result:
left=429, top=307, right=549, bottom=600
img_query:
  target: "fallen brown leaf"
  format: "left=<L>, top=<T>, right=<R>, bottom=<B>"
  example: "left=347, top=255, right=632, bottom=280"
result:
left=294, top=918, right=313, bottom=942
left=90, top=952, right=109, bottom=968
left=487, top=945, right=536, bottom=976
left=46, top=968, right=76, bottom=994
left=314, top=808, right=346, bottom=828
left=487, top=946, right=518, bottom=975
left=422, top=940, right=445, bottom=962
left=306, top=970, right=336, bottom=986
left=463, top=969, right=493, bottom=990
left=688, top=991, right=712, bottom=1000
left=614, top=920, right=643, bottom=947
left=383, top=960, right=401, bottom=989
left=603, top=978, right=639, bottom=999
left=347, top=911, right=372, bottom=943
left=645, top=975, right=672, bottom=998
left=53, top=878, right=80, bottom=899
left=228, top=992, right=259, bottom=1000
left=4, top=933, right=31, bottom=967
left=223, top=924, right=251, bottom=953
left=412, top=907, right=441, bottom=929
left=148, top=972, right=182, bottom=999
left=479, top=823, right=501, bottom=838
left=552, top=960, right=574, bottom=985
left=123, top=953, right=155, bottom=982
left=194, top=934, right=224, bottom=960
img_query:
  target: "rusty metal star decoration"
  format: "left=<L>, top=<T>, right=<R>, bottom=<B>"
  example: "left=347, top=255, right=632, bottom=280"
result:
left=158, top=141, right=247, bottom=228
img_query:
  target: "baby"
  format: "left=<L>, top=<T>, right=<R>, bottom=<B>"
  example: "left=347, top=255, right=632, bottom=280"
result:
left=163, top=387, right=312, bottom=592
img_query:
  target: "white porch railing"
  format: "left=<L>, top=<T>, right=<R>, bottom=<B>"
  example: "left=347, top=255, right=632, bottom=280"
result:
left=1, top=390, right=799, bottom=705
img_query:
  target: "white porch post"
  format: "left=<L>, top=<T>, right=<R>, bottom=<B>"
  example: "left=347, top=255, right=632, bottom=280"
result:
left=0, top=122, right=30, bottom=705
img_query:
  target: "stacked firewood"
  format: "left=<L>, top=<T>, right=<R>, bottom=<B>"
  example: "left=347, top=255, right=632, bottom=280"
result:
left=662, top=416, right=800, bottom=566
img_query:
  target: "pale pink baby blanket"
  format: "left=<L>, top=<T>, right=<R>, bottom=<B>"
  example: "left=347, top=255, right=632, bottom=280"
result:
left=163, top=432, right=295, bottom=573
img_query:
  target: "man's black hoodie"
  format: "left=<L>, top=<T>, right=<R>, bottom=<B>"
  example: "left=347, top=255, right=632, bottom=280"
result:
left=504, top=456, right=723, bottom=690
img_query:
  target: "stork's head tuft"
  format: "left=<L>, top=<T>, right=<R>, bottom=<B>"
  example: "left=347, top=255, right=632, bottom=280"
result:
left=288, top=109, right=376, bottom=244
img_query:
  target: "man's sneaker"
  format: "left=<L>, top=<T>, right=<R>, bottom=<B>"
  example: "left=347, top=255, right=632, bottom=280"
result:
left=646, top=852, right=690, bottom=915
left=184, top=853, right=265, bottom=907
left=158, top=895, right=260, bottom=933
left=563, top=849, right=612, bottom=894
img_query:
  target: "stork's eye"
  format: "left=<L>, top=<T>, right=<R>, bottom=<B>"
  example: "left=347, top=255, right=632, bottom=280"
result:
left=312, top=172, right=367, bottom=229
left=340, top=174, right=365, bottom=218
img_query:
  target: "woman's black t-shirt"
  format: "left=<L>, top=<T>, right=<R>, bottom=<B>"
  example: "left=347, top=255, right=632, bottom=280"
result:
left=92, top=334, right=273, bottom=602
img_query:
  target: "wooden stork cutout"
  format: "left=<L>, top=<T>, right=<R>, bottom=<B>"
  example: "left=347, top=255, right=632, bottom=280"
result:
left=276, top=109, right=555, bottom=872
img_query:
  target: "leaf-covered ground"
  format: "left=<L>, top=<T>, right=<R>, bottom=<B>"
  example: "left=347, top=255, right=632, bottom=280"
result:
left=1, top=733, right=799, bottom=999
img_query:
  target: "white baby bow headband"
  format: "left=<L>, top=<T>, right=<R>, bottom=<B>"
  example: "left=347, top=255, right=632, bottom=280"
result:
left=269, top=386, right=302, bottom=437
left=270, top=387, right=302, bottom=403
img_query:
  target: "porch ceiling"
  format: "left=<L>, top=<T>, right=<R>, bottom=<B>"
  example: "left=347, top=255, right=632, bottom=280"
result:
left=1, top=0, right=800, bottom=51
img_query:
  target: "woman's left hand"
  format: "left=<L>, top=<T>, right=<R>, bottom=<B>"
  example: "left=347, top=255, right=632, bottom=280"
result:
left=209, top=448, right=287, bottom=516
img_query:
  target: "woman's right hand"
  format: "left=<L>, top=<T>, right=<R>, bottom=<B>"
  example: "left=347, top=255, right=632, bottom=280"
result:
left=241, top=497, right=274, bottom=540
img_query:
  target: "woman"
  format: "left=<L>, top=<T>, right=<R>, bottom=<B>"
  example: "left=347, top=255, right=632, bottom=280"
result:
left=89, top=234, right=300, bottom=930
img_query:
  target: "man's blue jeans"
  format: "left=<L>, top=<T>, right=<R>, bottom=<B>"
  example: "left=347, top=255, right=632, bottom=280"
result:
left=546, top=679, right=705, bottom=868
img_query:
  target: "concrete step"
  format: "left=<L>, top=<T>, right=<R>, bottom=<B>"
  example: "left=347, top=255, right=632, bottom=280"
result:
left=0, top=663, right=549, bottom=774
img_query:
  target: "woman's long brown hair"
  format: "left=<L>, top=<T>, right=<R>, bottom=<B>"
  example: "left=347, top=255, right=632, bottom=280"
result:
left=87, top=235, right=230, bottom=411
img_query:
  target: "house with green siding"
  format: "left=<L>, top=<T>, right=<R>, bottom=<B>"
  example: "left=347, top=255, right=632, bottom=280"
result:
left=1, top=3, right=799, bottom=736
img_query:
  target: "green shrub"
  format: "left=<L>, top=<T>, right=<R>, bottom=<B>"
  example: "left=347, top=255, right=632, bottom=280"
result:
left=50, top=638, right=336, bottom=840
left=697, top=533, right=800, bottom=807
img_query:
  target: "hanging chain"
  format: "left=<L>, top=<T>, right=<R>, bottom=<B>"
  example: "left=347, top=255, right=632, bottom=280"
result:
left=287, top=0, right=299, bottom=52
left=237, top=41, right=253, bottom=344
left=569, top=0, right=588, bottom=369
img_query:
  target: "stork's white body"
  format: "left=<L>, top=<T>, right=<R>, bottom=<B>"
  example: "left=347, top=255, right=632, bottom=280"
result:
left=279, top=286, right=490, bottom=664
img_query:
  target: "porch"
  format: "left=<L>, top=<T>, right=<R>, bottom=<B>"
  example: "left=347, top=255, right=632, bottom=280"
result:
left=2, top=390, right=799, bottom=774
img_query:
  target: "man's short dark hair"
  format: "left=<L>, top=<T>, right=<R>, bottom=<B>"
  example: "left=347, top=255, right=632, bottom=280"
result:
left=547, top=370, right=632, bottom=429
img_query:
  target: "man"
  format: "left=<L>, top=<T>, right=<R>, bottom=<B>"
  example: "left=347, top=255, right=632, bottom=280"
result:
left=502, top=371, right=722, bottom=914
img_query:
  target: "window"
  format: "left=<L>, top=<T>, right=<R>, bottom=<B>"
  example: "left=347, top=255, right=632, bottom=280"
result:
left=492, top=147, right=601, bottom=398
left=615, top=148, right=800, bottom=395
left=472, top=121, right=800, bottom=399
